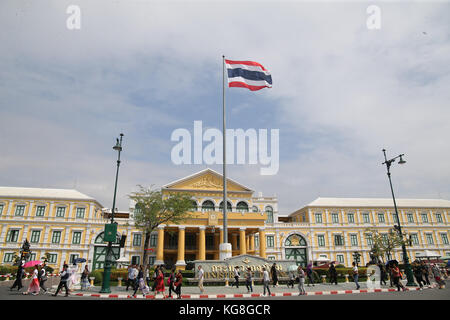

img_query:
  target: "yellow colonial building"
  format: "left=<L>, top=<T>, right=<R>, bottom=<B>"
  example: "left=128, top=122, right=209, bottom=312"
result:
left=2, top=170, right=449, bottom=271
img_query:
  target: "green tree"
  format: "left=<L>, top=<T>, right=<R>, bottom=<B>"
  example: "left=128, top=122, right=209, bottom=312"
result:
left=365, top=228, right=407, bottom=262
left=129, top=185, right=193, bottom=270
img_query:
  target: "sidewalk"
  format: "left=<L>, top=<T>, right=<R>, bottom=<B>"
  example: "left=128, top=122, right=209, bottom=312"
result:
left=62, top=280, right=437, bottom=299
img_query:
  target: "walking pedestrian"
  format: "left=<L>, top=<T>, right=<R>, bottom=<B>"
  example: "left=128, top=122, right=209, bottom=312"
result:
left=287, top=271, right=295, bottom=288
left=262, top=267, right=271, bottom=296
left=197, top=265, right=204, bottom=294
left=378, top=262, right=387, bottom=286
left=270, top=263, right=278, bottom=287
left=231, top=266, right=240, bottom=288
left=421, top=261, right=431, bottom=285
left=151, top=265, right=160, bottom=292
left=145, top=265, right=150, bottom=287
left=328, top=263, right=338, bottom=285
left=39, top=263, right=48, bottom=294
left=306, top=262, right=315, bottom=286
left=297, top=265, right=306, bottom=296
left=126, top=264, right=137, bottom=291
left=133, top=265, right=150, bottom=297
left=352, top=262, right=360, bottom=290
left=80, top=265, right=90, bottom=291
left=391, top=262, right=406, bottom=292
left=245, top=267, right=253, bottom=293
left=23, top=265, right=40, bottom=295
left=155, top=267, right=166, bottom=297
left=174, top=270, right=183, bottom=299
left=168, top=267, right=176, bottom=298
left=431, top=264, right=445, bottom=289
left=53, top=264, right=70, bottom=297
left=412, top=260, right=425, bottom=289
left=10, top=260, right=25, bottom=291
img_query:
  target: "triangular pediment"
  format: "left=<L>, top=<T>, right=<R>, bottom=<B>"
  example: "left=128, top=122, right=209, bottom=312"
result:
left=163, top=168, right=253, bottom=193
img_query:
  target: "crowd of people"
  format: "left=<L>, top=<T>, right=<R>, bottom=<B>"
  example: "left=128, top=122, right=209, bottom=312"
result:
left=9, top=260, right=91, bottom=296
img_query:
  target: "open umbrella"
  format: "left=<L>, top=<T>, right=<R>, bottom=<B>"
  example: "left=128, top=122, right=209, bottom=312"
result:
left=23, top=260, right=42, bottom=268
left=74, top=258, right=86, bottom=264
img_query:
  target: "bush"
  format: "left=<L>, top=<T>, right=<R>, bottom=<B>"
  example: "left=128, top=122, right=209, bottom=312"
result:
left=90, top=269, right=103, bottom=284
left=0, top=265, right=17, bottom=275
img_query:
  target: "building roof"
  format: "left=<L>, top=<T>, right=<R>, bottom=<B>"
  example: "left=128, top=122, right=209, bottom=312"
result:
left=162, top=168, right=254, bottom=192
left=0, top=186, right=98, bottom=202
left=305, top=197, right=450, bottom=209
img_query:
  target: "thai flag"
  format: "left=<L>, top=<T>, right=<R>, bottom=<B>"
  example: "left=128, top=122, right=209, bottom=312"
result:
left=225, top=59, right=272, bottom=91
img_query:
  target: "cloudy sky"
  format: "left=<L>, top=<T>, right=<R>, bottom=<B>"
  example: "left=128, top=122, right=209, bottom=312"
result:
left=1, top=0, right=449, bottom=215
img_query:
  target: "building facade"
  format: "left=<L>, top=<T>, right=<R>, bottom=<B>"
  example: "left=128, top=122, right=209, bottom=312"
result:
left=1, top=170, right=449, bottom=271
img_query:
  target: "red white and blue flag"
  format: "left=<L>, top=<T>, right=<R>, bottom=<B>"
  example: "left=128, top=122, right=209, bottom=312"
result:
left=225, top=59, right=272, bottom=91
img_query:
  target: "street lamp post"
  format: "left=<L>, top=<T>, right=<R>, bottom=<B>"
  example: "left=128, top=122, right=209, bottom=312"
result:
left=100, top=133, right=124, bottom=293
left=381, top=149, right=416, bottom=286
left=353, top=251, right=361, bottom=267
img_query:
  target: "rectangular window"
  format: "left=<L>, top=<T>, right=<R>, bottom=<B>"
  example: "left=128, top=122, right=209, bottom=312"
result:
left=148, top=256, right=155, bottom=265
left=317, top=235, right=325, bottom=247
left=350, top=234, right=358, bottom=246
left=133, top=234, right=142, bottom=246
left=48, top=254, right=57, bottom=264
left=362, top=213, right=370, bottom=224
left=131, top=256, right=140, bottom=265
left=72, top=231, right=82, bottom=244
left=334, top=235, right=344, bottom=246
left=365, top=234, right=373, bottom=246
left=407, top=213, right=414, bottom=223
left=421, top=213, right=428, bottom=223
left=56, top=207, right=66, bottom=217
left=440, top=233, right=449, bottom=245
left=15, top=205, right=25, bottom=216
left=6, top=229, right=20, bottom=242
left=0, top=204, right=4, bottom=215
left=336, top=254, right=344, bottom=264
left=331, top=213, right=339, bottom=224
left=30, top=230, right=41, bottom=243
left=69, top=254, right=79, bottom=264
left=410, top=234, right=419, bottom=245
left=3, top=253, right=14, bottom=263
left=35, top=205, right=45, bottom=217
left=315, top=213, right=322, bottom=223
left=378, top=213, right=385, bottom=223
left=266, top=235, right=275, bottom=248
left=52, top=231, right=62, bottom=244
left=425, top=233, right=434, bottom=245
left=381, top=234, right=388, bottom=245
left=268, top=256, right=275, bottom=260
left=393, top=214, right=399, bottom=224
left=150, top=234, right=158, bottom=247
left=347, top=213, right=355, bottom=224
left=76, top=208, right=85, bottom=218
left=436, top=213, right=443, bottom=223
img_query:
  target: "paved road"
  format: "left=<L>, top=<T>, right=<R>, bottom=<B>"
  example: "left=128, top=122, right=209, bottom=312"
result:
left=1, top=281, right=449, bottom=300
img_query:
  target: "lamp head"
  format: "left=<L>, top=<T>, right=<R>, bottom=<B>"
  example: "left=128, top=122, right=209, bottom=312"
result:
left=113, top=138, right=122, bottom=151
left=398, top=155, right=406, bottom=164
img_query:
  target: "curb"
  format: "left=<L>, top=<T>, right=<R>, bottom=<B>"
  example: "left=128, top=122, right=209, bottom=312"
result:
left=61, top=285, right=436, bottom=299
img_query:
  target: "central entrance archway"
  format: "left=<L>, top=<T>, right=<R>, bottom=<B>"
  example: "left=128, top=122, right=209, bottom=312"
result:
left=92, top=232, right=121, bottom=270
left=284, top=234, right=308, bottom=267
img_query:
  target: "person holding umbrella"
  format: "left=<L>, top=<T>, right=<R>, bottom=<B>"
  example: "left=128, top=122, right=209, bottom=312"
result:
left=24, top=265, right=41, bottom=295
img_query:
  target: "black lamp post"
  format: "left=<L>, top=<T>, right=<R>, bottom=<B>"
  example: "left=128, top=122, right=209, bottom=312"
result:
left=382, top=149, right=416, bottom=286
left=100, top=133, right=124, bottom=293
left=353, top=251, right=361, bottom=267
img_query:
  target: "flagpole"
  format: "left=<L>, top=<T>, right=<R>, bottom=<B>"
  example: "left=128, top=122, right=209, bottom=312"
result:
left=222, top=55, right=228, bottom=245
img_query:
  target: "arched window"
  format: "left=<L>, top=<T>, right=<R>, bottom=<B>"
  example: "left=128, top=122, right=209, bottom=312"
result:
left=94, top=232, right=121, bottom=244
left=190, top=200, right=198, bottom=212
left=236, top=201, right=249, bottom=213
left=202, top=200, right=215, bottom=212
left=252, top=206, right=259, bottom=213
left=265, top=206, right=273, bottom=223
left=219, top=201, right=232, bottom=212
left=284, top=234, right=308, bottom=266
